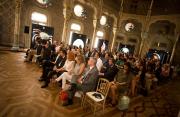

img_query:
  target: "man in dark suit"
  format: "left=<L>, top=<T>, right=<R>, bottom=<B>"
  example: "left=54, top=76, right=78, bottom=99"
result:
left=38, top=41, right=52, bottom=79
left=41, top=49, right=67, bottom=88
left=99, top=58, right=119, bottom=82
left=64, top=57, right=99, bottom=106
left=42, top=41, right=52, bottom=61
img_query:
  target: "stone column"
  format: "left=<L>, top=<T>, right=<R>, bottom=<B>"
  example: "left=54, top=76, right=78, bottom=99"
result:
left=90, top=19, right=98, bottom=49
left=11, top=0, right=22, bottom=51
left=61, top=8, right=71, bottom=44
left=138, top=0, right=153, bottom=57
left=138, top=31, right=148, bottom=57
left=111, top=27, right=117, bottom=52
left=169, top=32, right=179, bottom=64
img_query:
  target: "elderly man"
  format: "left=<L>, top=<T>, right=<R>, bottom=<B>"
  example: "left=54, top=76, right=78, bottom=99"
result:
left=64, top=57, right=99, bottom=106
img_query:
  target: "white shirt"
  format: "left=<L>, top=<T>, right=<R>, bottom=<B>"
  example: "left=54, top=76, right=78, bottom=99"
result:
left=96, top=58, right=103, bottom=72
left=63, top=60, right=75, bottom=72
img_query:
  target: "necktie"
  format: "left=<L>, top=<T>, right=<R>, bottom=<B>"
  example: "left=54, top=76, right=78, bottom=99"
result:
left=82, top=68, right=92, bottom=82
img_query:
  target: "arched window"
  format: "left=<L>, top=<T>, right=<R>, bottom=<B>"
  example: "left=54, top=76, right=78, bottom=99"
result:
left=70, top=23, right=81, bottom=31
left=69, top=23, right=81, bottom=45
left=73, top=39, right=84, bottom=48
left=74, top=5, right=83, bottom=17
left=96, top=31, right=104, bottom=37
left=100, top=15, right=107, bottom=26
left=94, top=31, right=104, bottom=48
left=31, top=12, right=47, bottom=25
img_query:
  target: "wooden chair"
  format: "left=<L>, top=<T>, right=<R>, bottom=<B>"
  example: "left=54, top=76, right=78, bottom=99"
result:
left=82, top=78, right=110, bottom=115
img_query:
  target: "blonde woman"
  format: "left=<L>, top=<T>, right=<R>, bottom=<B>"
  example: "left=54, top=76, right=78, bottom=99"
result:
left=55, top=54, right=85, bottom=90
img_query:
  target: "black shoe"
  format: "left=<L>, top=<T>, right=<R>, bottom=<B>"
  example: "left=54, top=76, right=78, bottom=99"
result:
left=38, top=77, right=44, bottom=81
left=41, top=83, right=48, bottom=88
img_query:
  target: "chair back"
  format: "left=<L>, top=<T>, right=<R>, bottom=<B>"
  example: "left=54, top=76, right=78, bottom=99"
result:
left=96, top=78, right=110, bottom=97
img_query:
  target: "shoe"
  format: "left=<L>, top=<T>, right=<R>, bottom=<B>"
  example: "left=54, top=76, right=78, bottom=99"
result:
left=38, top=77, right=44, bottom=81
left=41, top=83, right=48, bottom=88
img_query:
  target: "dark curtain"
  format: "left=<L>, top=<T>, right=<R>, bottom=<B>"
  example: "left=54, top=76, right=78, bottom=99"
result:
left=71, top=33, right=87, bottom=47
left=97, top=39, right=109, bottom=51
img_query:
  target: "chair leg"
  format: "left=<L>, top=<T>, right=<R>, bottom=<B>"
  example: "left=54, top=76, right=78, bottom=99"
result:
left=81, top=95, right=85, bottom=108
left=102, top=101, right=106, bottom=115
left=93, top=105, right=97, bottom=116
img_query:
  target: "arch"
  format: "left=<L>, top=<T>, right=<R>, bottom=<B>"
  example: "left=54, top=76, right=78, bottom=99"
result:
left=103, top=11, right=117, bottom=27
left=149, top=20, right=176, bottom=47
left=149, top=19, right=177, bottom=30
left=149, top=20, right=176, bottom=34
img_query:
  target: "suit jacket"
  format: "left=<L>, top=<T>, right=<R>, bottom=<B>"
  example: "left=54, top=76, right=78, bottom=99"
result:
left=36, top=44, right=42, bottom=55
left=100, top=64, right=118, bottom=82
left=42, top=47, right=51, bottom=60
left=81, top=66, right=99, bottom=93
left=56, top=56, right=66, bottom=68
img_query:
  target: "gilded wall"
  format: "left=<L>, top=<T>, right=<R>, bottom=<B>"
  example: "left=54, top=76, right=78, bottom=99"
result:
left=0, top=0, right=15, bottom=46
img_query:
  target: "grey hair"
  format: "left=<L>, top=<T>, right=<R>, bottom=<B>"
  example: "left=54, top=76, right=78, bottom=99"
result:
left=89, top=57, right=97, bottom=65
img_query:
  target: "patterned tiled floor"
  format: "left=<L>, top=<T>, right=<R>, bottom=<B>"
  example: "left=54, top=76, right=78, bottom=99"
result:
left=0, top=51, right=180, bottom=117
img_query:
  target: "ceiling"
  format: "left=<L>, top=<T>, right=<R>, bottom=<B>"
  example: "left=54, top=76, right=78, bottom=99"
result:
left=103, top=0, right=180, bottom=15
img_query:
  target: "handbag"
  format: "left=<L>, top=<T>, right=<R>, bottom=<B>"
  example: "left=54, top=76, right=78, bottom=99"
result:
left=59, top=90, right=68, bottom=104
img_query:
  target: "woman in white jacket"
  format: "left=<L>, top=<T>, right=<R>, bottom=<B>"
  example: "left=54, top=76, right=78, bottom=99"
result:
left=55, top=51, right=75, bottom=87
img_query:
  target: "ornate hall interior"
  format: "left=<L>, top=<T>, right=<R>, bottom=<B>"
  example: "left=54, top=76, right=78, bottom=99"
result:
left=0, top=0, right=180, bottom=117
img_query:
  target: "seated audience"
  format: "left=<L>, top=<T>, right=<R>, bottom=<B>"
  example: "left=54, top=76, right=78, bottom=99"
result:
left=129, top=63, right=143, bottom=96
left=109, top=63, right=132, bottom=105
left=99, top=58, right=118, bottom=82
left=145, top=66, right=157, bottom=93
left=94, top=52, right=103, bottom=72
left=160, top=63, right=170, bottom=82
left=84, top=46, right=91, bottom=62
left=53, top=51, right=75, bottom=85
left=64, top=57, right=99, bottom=106
left=25, top=39, right=42, bottom=62
left=40, top=49, right=67, bottom=88
left=55, top=55, right=85, bottom=90
left=154, top=61, right=162, bottom=84
left=23, top=40, right=176, bottom=107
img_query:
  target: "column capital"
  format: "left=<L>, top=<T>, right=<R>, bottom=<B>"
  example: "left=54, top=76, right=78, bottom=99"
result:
left=15, top=0, right=22, bottom=12
left=63, top=8, right=72, bottom=20
left=93, top=19, right=98, bottom=28
left=113, top=27, right=117, bottom=34
left=141, top=31, right=148, bottom=39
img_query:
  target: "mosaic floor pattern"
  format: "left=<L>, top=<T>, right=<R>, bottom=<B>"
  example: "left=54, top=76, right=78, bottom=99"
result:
left=0, top=51, right=180, bottom=117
